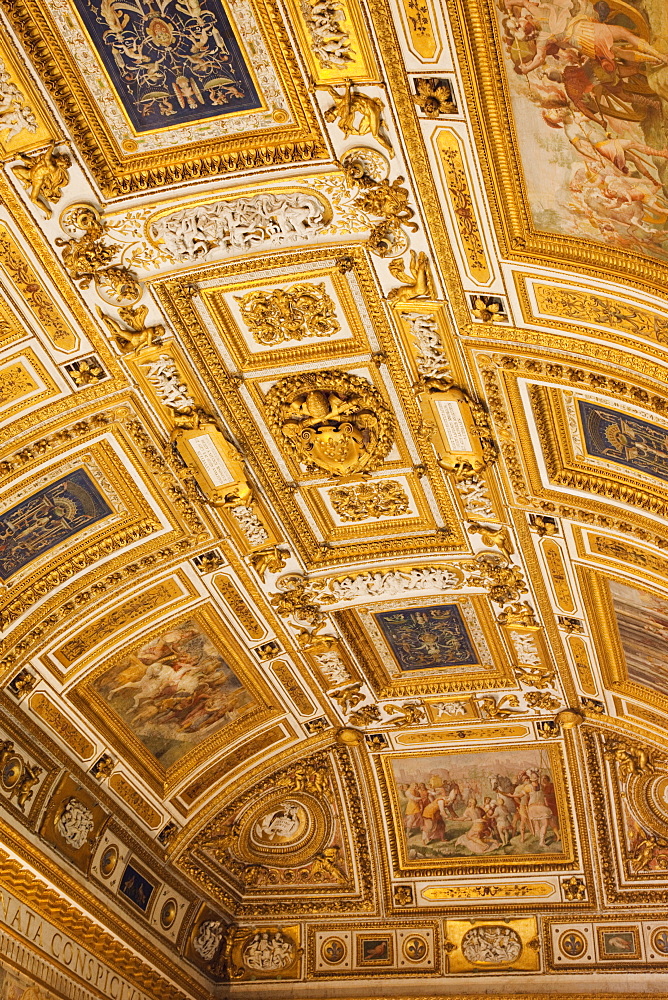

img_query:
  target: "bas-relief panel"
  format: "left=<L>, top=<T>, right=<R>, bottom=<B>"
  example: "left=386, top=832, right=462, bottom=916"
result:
left=374, top=604, right=479, bottom=671
left=91, top=618, right=256, bottom=767
left=386, top=747, right=569, bottom=866
left=609, top=578, right=668, bottom=698
left=497, top=0, right=668, bottom=261
left=71, top=0, right=261, bottom=131
left=578, top=400, right=668, bottom=483
left=0, top=468, right=112, bottom=581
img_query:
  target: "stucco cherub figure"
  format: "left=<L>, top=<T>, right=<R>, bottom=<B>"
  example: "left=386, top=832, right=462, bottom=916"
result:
left=12, top=142, right=71, bottom=218
left=322, top=80, right=394, bottom=157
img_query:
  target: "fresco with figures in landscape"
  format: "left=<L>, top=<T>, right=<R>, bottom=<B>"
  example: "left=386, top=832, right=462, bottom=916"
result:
left=390, top=748, right=565, bottom=862
left=92, top=619, right=256, bottom=767
left=609, top=578, right=668, bottom=696
left=498, top=0, right=668, bottom=260
left=71, top=0, right=261, bottom=131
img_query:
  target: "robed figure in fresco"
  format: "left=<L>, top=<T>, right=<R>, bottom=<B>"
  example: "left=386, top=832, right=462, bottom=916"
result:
left=498, top=0, right=668, bottom=259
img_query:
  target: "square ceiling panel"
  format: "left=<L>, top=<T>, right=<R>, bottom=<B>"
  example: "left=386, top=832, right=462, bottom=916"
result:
left=6, top=0, right=327, bottom=192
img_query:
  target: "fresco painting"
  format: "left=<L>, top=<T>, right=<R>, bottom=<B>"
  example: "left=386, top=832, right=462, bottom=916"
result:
left=119, top=862, right=156, bottom=911
left=71, top=0, right=261, bottom=131
left=579, top=400, right=668, bottom=482
left=373, top=604, right=479, bottom=671
left=609, top=578, right=668, bottom=696
left=0, top=467, right=112, bottom=581
left=599, top=929, right=638, bottom=957
left=92, top=618, right=256, bottom=767
left=498, top=0, right=668, bottom=260
left=390, top=748, right=565, bottom=861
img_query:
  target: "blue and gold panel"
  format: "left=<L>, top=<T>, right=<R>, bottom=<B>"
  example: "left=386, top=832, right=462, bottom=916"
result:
left=525, top=383, right=668, bottom=522
left=0, top=468, right=112, bottom=581
left=578, top=401, right=668, bottom=485
left=119, top=861, right=156, bottom=912
left=71, top=0, right=261, bottom=132
left=373, top=604, right=478, bottom=672
left=335, top=596, right=512, bottom=699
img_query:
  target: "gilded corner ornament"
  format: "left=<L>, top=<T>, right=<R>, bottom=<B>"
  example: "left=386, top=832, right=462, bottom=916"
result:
left=387, top=250, right=434, bottom=303
left=604, top=737, right=657, bottom=779
left=97, top=304, right=165, bottom=354
left=322, top=81, right=394, bottom=157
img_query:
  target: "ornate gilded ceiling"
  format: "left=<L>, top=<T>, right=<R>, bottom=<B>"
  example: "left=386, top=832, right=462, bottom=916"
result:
left=1, top=0, right=668, bottom=996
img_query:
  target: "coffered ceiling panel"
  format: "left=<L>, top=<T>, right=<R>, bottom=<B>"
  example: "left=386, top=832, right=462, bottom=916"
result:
left=2, top=0, right=668, bottom=996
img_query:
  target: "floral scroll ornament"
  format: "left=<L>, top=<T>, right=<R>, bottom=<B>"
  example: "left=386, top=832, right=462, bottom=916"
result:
left=328, top=479, right=410, bottom=520
left=56, top=204, right=141, bottom=306
left=236, top=282, right=340, bottom=346
left=264, top=369, right=395, bottom=478
left=340, top=147, right=417, bottom=257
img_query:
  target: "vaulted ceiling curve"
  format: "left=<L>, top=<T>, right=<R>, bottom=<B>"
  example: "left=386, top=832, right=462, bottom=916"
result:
left=0, top=0, right=667, bottom=996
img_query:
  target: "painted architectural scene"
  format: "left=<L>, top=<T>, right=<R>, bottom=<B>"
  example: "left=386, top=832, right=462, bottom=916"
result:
left=390, top=748, right=565, bottom=860
left=0, top=468, right=112, bottom=581
left=609, top=577, right=668, bottom=696
left=579, top=400, right=668, bottom=483
left=373, top=604, right=479, bottom=671
left=92, top=618, right=256, bottom=767
left=498, top=0, right=668, bottom=260
left=71, top=0, right=262, bottom=130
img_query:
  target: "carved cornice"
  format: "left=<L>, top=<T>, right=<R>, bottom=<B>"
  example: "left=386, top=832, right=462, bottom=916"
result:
left=0, top=842, right=203, bottom=1000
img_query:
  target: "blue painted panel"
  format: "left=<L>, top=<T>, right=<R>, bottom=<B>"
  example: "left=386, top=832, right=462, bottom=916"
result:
left=71, top=0, right=261, bottom=132
left=374, top=604, right=478, bottom=671
left=0, top=468, right=112, bottom=581
left=579, top=400, right=668, bottom=484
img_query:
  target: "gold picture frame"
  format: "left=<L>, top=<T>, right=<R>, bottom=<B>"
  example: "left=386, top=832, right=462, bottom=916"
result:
left=72, top=603, right=280, bottom=794
left=583, top=565, right=668, bottom=718
left=379, top=743, right=576, bottom=876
